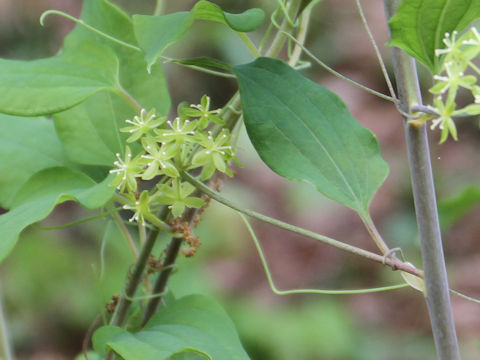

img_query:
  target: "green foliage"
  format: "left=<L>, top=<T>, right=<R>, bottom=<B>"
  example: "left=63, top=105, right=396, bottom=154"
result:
left=93, top=295, right=250, bottom=360
left=171, top=57, right=234, bottom=73
left=1, top=0, right=478, bottom=358
left=133, top=1, right=264, bottom=70
left=0, top=115, right=69, bottom=208
left=235, top=57, right=389, bottom=217
left=388, top=0, right=480, bottom=72
left=63, top=0, right=171, bottom=115
left=0, top=40, right=119, bottom=116
left=0, top=167, right=114, bottom=263
left=54, top=92, right=134, bottom=166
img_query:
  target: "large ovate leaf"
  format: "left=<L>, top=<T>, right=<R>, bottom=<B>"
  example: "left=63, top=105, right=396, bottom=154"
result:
left=0, top=115, right=69, bottom=208
left=388, top=0, right=480, bottom=72
left=234, top=58, right=388, bottom=217
left=133, top=1, right=264, bottom=70
left=63, top=0, right=171, bottom=115
left=50, top=0, right=171, bottom=166
left=53, top=92, right=133, bottom=166
left=0, top=41, right=119, bottom=116
left=0, top=167, right=115, bottom=263
left=93, top=295, right=250, bottom=360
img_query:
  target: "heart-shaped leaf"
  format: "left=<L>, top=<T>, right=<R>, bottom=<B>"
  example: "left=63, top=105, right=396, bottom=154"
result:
left=234, top=58, right=388, bottom=217
left=133, top=1, right=264, bottom=70
left=63, top=0, right=171, bottom=115
left=0, top=167, right=115, bottom=263
left=0, top=115, right=69, bottom=208
left=93, top=295, right=250, bottom=360
left=53, top=92, right=134, bottom=166
left=0, top=41, right=119, bottom=116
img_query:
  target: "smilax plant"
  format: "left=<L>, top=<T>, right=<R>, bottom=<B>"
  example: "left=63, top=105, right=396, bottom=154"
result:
left=0, top=0, right=479, bottom=359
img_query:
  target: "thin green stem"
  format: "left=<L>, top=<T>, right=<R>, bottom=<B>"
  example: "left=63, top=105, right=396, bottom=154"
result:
left=384, top=1, right=460, bottom=359
left=258, top=19, right=275, bottom=52
left=450, top=289, right=480, bottom=305
left=115, top=87, right=143, bottom=113
left=33, top=207, right=121, bottom=231
left=361, top=215, right=390, bottom=255
left=280, top=31, right=396, bottom=102
left=153, top=0, right=164, bottom=16
left=169, top=64, right=236, bottom=78
left=238, top=33, right=260, bottom=58
left=239, top=213, right=409, bottom=295
left=40, top=10, right=142, bottom=52
left=111, top=211, right=139, bottom=259
left=0, top=284, right=13, bottom=360
left=99, top=221, right=111, bottom=281
left=276, top=0, right=297, bottom=28
left=355, top=0, right=397, bottom=101
left=265, top=0, right=302, bottom=58
left=288, top=2, right=313, bottom=67
left=124, top=291, right=167, bottom=302
left=183, top=172, right=423, bottom=278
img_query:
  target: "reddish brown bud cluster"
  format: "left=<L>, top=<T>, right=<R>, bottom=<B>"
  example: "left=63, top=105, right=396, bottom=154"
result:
left=106, top=295, right=119, bottom=313
left=146, top=254, right=163, bottom=274
left=169, top=218, right=201, bottom=258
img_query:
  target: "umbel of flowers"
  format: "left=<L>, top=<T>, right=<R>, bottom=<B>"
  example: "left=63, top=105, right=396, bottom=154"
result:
left=109, top=95, right=238, bottom=228
left=427, top=27, right=480, bottom=143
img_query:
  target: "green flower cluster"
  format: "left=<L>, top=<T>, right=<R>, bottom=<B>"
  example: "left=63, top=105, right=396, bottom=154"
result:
left=109, top=96, right=238, bottom=220
left=429, top=28, right=480, bottom=143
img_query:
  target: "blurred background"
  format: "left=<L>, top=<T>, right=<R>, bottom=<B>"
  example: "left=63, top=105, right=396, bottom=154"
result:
left=1, top=0, right=479, bottom=359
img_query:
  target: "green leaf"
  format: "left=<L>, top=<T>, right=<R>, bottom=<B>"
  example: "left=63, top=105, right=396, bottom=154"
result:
left=93, top=326, right=125, bottom=357
left=172, top=57, right=234, bottom=73
left=133, top=12, right=194, bottom=72
left=94, top=295, right=250, bottom=360
left=438, top=186, right=480, bottom=231
left=234, top=58, right=388, bottom=217
left=133, top=1, right=264, bottom=70
left=169, top=353, right=208, bottom=360
left=0, top=41, right=119, bottom=116
left=0, top=115, right=69, bottom=208
left=0, top=167, right=115, bottom=263
left=192, top=1, right=265, bottom=32
left=53, top=92, right=134, bottom=166
left=74, top=352, right=102, bottom=360
left=388, top=0, right=480, bottom=72
left=63, top=0, right=171, bottom=115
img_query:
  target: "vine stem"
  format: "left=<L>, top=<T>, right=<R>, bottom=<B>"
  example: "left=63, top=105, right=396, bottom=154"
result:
left=111, top=210, right=139, bottom=259
left=109, top=227, right=160, bottom=327
left=383, top=1, right=460, bottom=359
left=355, top=0, right=397, bottom=101
left=40, top=10, right=142, bottom=52
left=141, top=207, right=197, bottom=326
left=239, top=213, right=409, bottom=295
left=183, top=171, right=423, bottom=278
left=154, top=0, right=164, bottom=16
left=238, top=33, right=260, bottom=58
left=279, top=31, right=395, bottom=102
